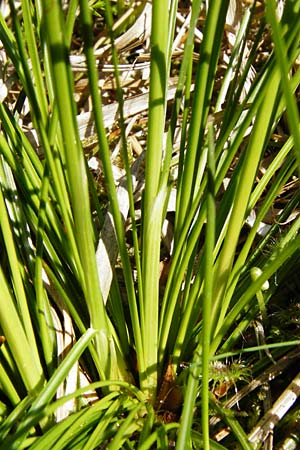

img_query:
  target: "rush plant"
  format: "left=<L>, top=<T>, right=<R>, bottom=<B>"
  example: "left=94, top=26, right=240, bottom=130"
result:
left=0, top=0, right=300, bottom=448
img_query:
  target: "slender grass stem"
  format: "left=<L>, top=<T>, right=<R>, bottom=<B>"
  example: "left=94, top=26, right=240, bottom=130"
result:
left=211, top=231, right=300, bottom=355
left=0, top=159, right=40, bottom=361
left=175, top=0, right=229, bottom=240
left=35, top=162, right=56, bottom=375
left=21, top=0, right=48, bottom=125
left=102, top=0, right=144, bottom=346
left=266, top=0, right=300, bottom=173
left=42, top=0, right=110, bottom=375
left=201, top=124, right=216, bottom=450
left=211, top=71, right=281, bottom=333
left=0, top=267, right=45, bottom=395
left=141, top=0, right=169, bottom=400
left=78, top=0, right=141, bottom=383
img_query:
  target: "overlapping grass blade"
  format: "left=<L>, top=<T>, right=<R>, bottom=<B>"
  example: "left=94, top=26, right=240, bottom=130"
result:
left=0, top=329, right=96, bottom=450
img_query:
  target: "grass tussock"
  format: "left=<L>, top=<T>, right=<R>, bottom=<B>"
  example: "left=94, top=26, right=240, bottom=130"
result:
left=0, top=0, right=300, bottom=448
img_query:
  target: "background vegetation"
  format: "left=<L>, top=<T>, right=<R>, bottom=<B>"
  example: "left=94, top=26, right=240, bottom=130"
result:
left=0, top=0, right=300, bottom=448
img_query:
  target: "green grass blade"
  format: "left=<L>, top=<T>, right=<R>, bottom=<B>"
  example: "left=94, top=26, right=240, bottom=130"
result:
left=201, top=124, right=216, bottom=450
left=0, top=159, right=39, bottom=355
left=211, top=229, right=300, bottom=355
left=266, top=0, right=300, bottom=172
left=141, top=0, right=170, bottom=400
left=20, top=0, right=48, bottom=124
left=0, top=267, right=45, bottom=395
left=41, top=0, right=111, bottom=373
left=175, top=0, right=229, bottom=239
left=212, top=401, right=254, bottom=450
left=78, top=0, right=141, bottom=381
left=1, top=329, right=96, bottom=450
left=211, top=70, right=281, bottom=333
